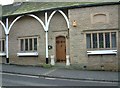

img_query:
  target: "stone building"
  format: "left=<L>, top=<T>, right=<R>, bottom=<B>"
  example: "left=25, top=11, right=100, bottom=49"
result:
left=0, top=2, right=120, bottom=71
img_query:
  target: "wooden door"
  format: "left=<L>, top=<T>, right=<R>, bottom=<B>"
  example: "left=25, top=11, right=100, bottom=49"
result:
left=56, top=36, right=66, bottom=62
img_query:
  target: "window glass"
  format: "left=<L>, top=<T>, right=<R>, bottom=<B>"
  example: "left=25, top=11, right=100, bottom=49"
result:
left=0, top=40, right=5, bottom=52
left=92, top=33, right=97, bottom=48
left=2, top=40, right=5, bottom=52
left=19, top=37, right=38, bottom=52
left=34, top=38, right=37, bottom=51
left=99, top=33, right=104, bottom=48
left=25, top=39, right=28, bottom=51
left=29, top=38, right=32, bottom=51
left=86, top=34, right=91, bottom=48
left=105, top=33, right=110, bottom=48
left=111, top=32, right=116, bottom=48
left=86, top=32, right=117, bottom=49
left=20, top=39, right=24, bottom=51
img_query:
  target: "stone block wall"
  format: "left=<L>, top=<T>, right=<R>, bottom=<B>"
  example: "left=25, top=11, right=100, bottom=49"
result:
left=8, top=15, right=46, bottom=65
left=69, top=5, right=119, bottom=71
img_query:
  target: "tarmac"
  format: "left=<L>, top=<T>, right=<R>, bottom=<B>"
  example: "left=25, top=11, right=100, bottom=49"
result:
left=1, top=64, right=119, bottom=82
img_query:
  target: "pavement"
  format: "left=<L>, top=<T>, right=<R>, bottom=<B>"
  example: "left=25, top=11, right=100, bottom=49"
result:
left=1, top=64, right=119, bottom=82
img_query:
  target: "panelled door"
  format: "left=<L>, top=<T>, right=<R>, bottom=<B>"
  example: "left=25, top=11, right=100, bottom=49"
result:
left=56, top=36, right=66, bottom=62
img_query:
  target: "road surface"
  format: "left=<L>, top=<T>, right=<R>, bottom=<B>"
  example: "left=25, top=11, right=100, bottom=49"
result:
left=2, top=72, right=118, bottom=87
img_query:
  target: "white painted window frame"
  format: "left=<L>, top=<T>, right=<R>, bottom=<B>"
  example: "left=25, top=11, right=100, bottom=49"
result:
left=86, top=31, right=117, bottom=49
left=87, top=50, right=117, bottom=55
left=17, top=52, right=38, bottom=57
left=0, top=52, right=6, bottom=56
left=85, top=30, right=118, bottom=55
left=17, top=36, right=39, bottom=56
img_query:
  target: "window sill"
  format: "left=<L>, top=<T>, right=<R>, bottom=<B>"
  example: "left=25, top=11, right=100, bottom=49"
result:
left=17, top=52, right=38, bottom=57
left=0, top=52, right=6, bottom=56
left=87, top=50, right=117, bottom=55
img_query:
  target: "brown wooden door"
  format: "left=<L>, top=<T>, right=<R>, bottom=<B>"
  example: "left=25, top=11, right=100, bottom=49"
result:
left=56, top=36, right=66, bottom=62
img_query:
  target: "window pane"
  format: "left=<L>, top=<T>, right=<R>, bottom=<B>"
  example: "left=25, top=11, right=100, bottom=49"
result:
left=99, top=33, right=104, bottom=48
left=34, top=38, right=37, bottom=51
left=25, top=39, right=28, bottom=51
left=111, top=32, right=116, bottom=48
left=29, top=38, right=32, bottom=51
left=105, top=33, right=110, bottom=48
left=2, top=40, right=5, bottom=52
left=93, top=33, right=97, bottom=48
left=86, top=34, right=91, bottom=48
left=20, top=39, right=24, bottom=51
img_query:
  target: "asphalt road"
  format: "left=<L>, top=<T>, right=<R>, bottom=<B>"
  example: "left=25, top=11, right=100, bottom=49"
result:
left=2, top=72, right=118, bottom=87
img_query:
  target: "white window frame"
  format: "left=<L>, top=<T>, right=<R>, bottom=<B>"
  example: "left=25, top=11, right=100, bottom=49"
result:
left=87, top=50, right=117, bottom=55
left=17, top=36, right=39, bottom=57
left=85, top=30, right=118, bottom=55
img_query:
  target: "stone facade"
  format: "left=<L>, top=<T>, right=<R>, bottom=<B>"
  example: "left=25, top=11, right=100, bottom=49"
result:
left=0, top=3, right=119, bottom=71
left=8, top=16, right=45, bottom=65
left=69, top=5, right=119, bottom=71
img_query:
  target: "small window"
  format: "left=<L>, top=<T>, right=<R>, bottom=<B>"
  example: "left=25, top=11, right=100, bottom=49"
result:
left=19, top=37, right=38, bottom=52
left=0, top=39, right=5, bottom=52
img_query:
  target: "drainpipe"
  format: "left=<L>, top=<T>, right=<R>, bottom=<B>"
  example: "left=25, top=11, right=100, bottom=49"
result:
left=45, top=12, right=49, bottom=64
left=6, top=18, right=9, bottom=63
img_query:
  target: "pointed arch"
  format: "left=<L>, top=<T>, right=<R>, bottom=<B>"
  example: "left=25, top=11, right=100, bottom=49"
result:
left=8, top=15, right=23, bottom=34
left=47, top=10, right=70, bottom=30
left=47, top=10, right=57, bottom=29
left=8, top=14, right=46, bottom=34
left=27, top=14, right=46, bottom=30
left=58, top=10, right=70, bottom=29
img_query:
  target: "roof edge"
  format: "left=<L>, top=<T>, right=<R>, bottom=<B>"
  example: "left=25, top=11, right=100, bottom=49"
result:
left=2, top=2, right=120, bottom=18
